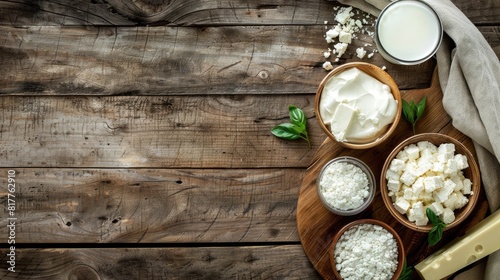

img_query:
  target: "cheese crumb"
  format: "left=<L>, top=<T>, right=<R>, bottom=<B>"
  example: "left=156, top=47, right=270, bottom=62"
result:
left=321, top=6, right=377, bottom=69
left=356, top=47, right=367, bottom=59
left=322, top=61, right=334, bottom=71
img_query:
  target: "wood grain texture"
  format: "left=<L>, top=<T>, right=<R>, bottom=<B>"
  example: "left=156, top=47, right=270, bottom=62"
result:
left=0, top=95, right=319, bottom=168
left=0, top=168, right=303, bottom=243
left=0, top=0, right=498, bottom=26
left=0, top=246, right=322, bottom=279
left=297, top=69, right=490, bottom=279
left=0, top=25, right=436, bottom=96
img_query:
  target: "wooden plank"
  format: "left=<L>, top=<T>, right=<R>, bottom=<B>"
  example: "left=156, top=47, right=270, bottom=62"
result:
left=0, top=246, right=322, bottom=279
left=0, top=95, right=321, bottom=168
left=0, top=168, right=303, bottom=243
left=0, top=0, right=335, bottom=26
left=479, top=26, right=500, bottom=59
left=0, top=0, right=498, bottom=26
left=0, top=25, right=435, bottom=96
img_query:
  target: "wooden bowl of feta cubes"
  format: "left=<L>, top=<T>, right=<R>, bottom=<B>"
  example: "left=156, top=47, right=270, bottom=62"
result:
left=380, top=133, right=480, bottom=232
left=315, top=62, right=402, bottom=149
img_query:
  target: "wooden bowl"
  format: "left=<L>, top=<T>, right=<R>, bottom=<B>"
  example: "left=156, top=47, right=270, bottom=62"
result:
left=380, top=133, right=481, bottom=232
left=315, top=62, right=402, bottom=149
left=330, top=219, right=405, bottom=280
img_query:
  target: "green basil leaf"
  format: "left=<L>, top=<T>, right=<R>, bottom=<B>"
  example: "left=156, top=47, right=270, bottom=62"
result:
left=410, top=100, right=418, bottom=112
left=398, top=259, right=414, bottom=280
left=428, top=225, right=443, bottom=246
left=271, top=123, right=301, bottom=140
left=402, top=99, right=415, bottom=123
left=288, top=105, right=306, bottom=128
left=416, top=96, right=427, bottom=120
left=426, top=208, right=440, bottom=225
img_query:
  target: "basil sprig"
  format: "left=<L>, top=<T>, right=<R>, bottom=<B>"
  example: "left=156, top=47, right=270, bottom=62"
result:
left=398, top=259, right=414, bottom=280
left=402, top=96, right=426, bottom=134
left=427, top=208, right=446, bottom=246
left=271, top=105, right=310, bottom=147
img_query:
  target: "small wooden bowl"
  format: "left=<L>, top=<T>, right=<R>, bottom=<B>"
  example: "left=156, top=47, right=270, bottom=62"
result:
left=380, top=133, right=481, bottom=232
left=330, top=219, right=405, bottom=280
left=315, top=62, right=402, bottom=149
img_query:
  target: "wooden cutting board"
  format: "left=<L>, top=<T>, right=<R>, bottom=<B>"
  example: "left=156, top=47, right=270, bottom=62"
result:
left=296, top=68, right=489, bottom=280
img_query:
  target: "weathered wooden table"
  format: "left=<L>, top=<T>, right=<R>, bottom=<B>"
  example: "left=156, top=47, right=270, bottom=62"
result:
left=0, top=0, right=499, bottom=279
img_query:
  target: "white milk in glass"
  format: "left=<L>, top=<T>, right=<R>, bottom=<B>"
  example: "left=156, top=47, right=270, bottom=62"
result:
left=375, top=0, right=442, bottom=64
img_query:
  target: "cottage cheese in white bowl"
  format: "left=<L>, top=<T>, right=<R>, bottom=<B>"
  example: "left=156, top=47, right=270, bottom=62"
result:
left=316, top=156, right=375, bottom=216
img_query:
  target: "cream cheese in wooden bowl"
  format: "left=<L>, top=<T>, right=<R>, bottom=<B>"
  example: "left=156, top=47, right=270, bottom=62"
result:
left=315, top=62, right=402, bottom=149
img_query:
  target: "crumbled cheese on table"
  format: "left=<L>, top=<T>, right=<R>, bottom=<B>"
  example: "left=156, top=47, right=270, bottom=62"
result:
left=321, top=6, right=382, bottom=71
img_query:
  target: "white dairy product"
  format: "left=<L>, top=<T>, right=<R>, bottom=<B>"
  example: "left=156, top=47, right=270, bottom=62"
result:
left=415, top=209, right=500, bottom=280
left=319, top=67, right=398, bottom=143
left=386, top=141, right=472, bottom=226
left=376, top=0, right=442, bottom=63
left=334, top=223, right=399, bottom=279
left=319, top=162, right=369, bottom=211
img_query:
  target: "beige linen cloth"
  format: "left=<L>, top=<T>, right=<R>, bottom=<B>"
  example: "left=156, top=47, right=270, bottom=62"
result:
left=332, top=0, right=500, bottom=279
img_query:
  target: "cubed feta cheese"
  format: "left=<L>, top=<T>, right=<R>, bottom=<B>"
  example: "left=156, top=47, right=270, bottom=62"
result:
left=415, top=215, right=429, bottom=226
left=408, top=208, right=416, bottom=222
left=442, top=208, right=456, bottom=224
left=415, top=156, right=433, bottom=176
left=451, top=175, right=464, bottom=192
left=400, top=170, right=418, bottom=186
left=434, top=180, right=454, bottom=203
left=444, top=158, right=458, bottom=175
left=394, top=197, right=410, bottom=214
left=428, top=201, right=445, bottom=216
left=385, top=169, right=400, bottom=181
left=396, top=150, right=409, bottom=161
left=389, top=158, right=405, bottom=173
left=418, top=141, right=437, bottom=153
left=387, top=179, right=401, bottom=193
left=454, top=192, right=469, bottom=209
left=454, top=154, right=469, bottom=170
left=412, top=201, right=425, bottom=220
left=424, top=176, right=442, bottom=193
left=384, top=140, right=472, bottom=228
left=412, top=177, right=424, bottom=196
left=405, top=144, right=420, bottom=161
left=403, top=187, right=413, bottom=200
left=437, top=143, right=455, bottom=163
left=463, top=178, right=472, bottom=195
left=443, top=193, right=458, bottom=210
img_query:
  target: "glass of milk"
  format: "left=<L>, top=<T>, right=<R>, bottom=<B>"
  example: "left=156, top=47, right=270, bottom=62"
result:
left=375, top=0, right=443, bottom=65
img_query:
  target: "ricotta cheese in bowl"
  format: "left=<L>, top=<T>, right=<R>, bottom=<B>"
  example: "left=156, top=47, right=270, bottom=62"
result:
left=315, top=62, right=402, bottom=149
